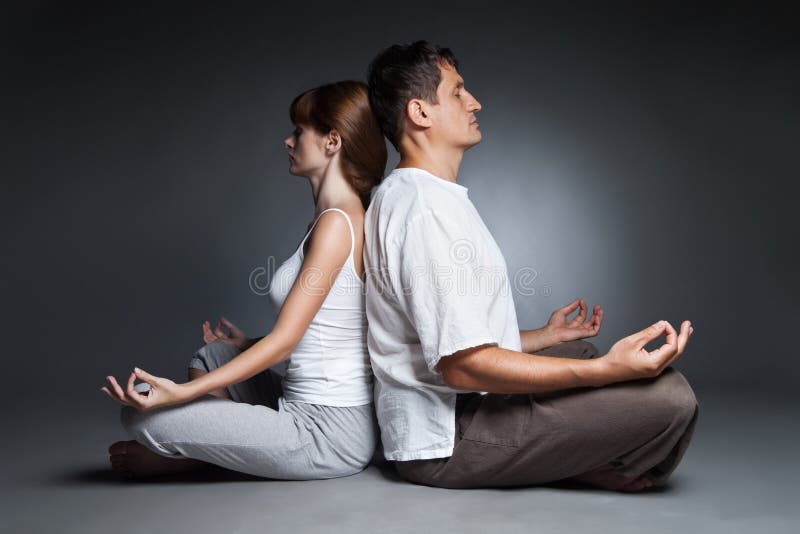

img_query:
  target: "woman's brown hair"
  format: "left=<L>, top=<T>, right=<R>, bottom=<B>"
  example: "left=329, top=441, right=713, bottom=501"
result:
left=290, top=81, right=388, bottom=208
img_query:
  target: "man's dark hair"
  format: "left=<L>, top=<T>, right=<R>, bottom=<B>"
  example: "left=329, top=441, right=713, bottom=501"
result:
left=367, top=40, right=459, bottom=151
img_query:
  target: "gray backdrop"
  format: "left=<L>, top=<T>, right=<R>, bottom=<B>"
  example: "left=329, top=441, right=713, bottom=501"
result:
left=3, top=1, right=797, bottom=420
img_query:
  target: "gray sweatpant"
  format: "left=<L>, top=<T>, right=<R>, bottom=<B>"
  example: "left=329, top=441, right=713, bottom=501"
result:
left=120, top=340, right=379, bottom=480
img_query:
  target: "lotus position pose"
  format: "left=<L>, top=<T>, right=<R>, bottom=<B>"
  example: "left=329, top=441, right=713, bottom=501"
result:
left=363, top=41, right=699, bottom=491
left=101, top=80, right=388, bottom=480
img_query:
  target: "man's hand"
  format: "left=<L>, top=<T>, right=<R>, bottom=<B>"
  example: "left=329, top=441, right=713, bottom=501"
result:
left=545, top=298, right=604, bottom=343
left=599, top=320, right=693, bottom=383
left=202, top=316, right=248, bottom=350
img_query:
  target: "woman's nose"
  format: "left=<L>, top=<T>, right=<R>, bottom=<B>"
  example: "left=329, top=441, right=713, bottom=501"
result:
left=283, top=137, right=293, bottom=150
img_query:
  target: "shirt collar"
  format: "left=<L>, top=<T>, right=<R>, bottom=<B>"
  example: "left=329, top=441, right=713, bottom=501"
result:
left=392, top=167, right=469, bottom=195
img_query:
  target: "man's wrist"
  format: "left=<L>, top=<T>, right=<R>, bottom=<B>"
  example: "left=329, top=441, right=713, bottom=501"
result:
left=579, top=357, right=614, bottom=388
left=540, top=325, right=562, bottom=349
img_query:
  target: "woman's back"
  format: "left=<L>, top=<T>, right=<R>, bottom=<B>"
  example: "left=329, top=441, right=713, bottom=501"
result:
left=269, top=208, right=372, bottom=407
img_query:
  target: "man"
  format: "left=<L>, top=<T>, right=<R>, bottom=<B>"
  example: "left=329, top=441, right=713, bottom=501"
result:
left=364, top=41, right=698, bottom=491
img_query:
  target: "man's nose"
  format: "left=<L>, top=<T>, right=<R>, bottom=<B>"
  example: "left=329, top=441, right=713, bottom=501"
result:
left=470, top=96, right=482, bottom=112
left=466, top=91, right=481, bottom=112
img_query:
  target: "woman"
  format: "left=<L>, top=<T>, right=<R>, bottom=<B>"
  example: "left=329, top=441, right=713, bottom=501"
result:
left=101, top=80, right=388, bottom=480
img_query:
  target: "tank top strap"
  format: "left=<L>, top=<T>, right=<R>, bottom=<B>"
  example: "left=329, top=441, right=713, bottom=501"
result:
left=299, top=208, right=355, bottom=260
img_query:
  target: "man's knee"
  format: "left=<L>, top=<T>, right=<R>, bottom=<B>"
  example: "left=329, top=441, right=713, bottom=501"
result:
left=538, top=339, right=600, bottom=359
left=573, top=339, right=600, bottom=359
left=651, top=367, right=699, bottom=425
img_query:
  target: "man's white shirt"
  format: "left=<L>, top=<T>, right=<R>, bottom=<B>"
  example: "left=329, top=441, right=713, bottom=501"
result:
left=364, top=167, right=522, bottom=461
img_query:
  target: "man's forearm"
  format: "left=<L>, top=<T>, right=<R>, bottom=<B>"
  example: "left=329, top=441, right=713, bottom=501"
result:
left=440, top=345, right=609, bottom=394
left=519, top=327, right=561, bottom=354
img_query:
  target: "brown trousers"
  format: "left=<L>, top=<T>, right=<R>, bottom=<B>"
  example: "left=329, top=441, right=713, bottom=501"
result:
left=395, top=340, right=699, bottom=489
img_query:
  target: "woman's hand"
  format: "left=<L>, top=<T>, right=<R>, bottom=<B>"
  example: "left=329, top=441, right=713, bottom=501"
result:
left=202, top=316, right=248, bottom=349
left=100, top=368, right=191, bottom=412
left=545, top=298, right=604, bottom=343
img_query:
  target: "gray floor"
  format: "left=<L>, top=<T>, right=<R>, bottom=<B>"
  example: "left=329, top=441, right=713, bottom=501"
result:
left=4, top=389, right=797, bottom=534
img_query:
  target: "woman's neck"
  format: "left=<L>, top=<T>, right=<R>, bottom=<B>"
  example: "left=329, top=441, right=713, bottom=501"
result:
left=308, top=164, right=362, bottom=217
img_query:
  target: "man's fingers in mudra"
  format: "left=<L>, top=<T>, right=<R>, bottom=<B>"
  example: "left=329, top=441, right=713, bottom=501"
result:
left=570, top=299, right=588, bottom=325
left=673, top=321, right=693, bottom=359
left=557, top=298, right=581, bottom=317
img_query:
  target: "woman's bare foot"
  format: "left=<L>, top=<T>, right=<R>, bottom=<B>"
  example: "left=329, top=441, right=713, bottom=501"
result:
left=108, top=440, right=208, bottom=479
left=569, top=467, right=654, bottom=492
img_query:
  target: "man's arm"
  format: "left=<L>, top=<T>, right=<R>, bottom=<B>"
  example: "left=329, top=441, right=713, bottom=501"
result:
left=437, top=320, right=693, bottom=394
left=519, top=327, right=561, bottom=354
left=519, top=299, right=605, bottom=353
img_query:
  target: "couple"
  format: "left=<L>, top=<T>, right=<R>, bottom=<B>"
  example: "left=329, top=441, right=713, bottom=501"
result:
left=102, top=41, right=698, bottom=492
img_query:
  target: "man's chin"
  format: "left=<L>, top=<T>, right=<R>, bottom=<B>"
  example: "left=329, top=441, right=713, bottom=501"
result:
left=464, top=133, right=482, bottom=150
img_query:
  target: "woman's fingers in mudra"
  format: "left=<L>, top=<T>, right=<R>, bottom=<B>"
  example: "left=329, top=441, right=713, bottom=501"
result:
left=100, top=372, right=144, bottom=407
left=202, top=320, right=221, bottom=343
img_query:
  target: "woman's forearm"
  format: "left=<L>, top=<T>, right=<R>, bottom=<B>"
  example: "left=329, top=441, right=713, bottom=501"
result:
left=184, top=335, right=291, bottom=400
left=241, top=336, right=265, bottom=350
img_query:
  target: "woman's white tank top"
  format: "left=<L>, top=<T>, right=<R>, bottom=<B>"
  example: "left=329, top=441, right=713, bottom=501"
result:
left=268, top=208, right=372, bottom=407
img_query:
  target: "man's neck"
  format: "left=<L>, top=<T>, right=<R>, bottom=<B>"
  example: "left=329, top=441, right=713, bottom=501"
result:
left=397, top=145, right=464, bottom=184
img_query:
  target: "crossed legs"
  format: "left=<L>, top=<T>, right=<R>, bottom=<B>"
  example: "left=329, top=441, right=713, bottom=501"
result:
left=108, top=366, right=227, bottom=479
left=536, top=341, right=655, bottom=492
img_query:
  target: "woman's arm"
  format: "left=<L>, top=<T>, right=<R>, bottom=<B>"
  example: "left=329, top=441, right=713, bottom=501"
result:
left=183, top=211, right=353, bottom=401
left=240, top=336, right=265, bottom=350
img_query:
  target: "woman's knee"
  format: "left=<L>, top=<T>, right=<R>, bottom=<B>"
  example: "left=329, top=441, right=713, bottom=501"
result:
left=120, top=403, right=178, bottom=443
left=119, top=405, right=184, bottom=457
left=119, top=404, right=145, bottom=437
left=189, top=340, right=241, bottom=372
left=119, top=402, right=196, bottom=455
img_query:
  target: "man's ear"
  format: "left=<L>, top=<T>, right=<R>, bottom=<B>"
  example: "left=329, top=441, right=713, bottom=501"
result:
left=406, top=98, right=432, bottom=128
left=325, top=130, right=342, bottom=155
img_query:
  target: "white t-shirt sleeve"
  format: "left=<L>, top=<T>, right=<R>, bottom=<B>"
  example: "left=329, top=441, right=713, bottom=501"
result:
left=391, top=207, right=500, bottom=374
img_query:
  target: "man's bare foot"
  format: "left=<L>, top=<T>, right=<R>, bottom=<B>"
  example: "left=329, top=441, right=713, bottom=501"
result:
left=568, top=467, right=654, bottom=493
left=108, top=440, right=208, bottom=479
